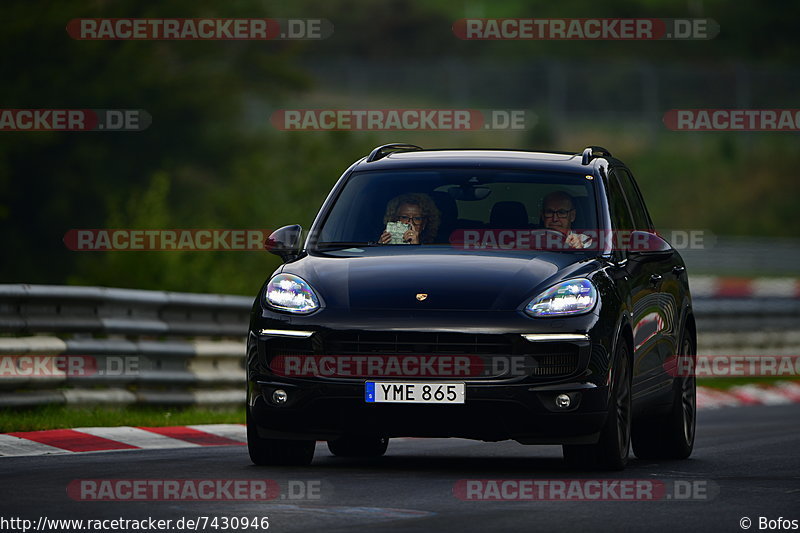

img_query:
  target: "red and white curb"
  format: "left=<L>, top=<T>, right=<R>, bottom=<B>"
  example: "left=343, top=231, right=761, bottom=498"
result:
left=1, top=384, right=798, bottom=458
left=696, top=381, right=800, bottom=409
left=0, top=423, right=245, bottom=457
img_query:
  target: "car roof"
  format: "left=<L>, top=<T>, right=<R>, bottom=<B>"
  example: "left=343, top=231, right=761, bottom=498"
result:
left=353, top=148, right=617, bottom=173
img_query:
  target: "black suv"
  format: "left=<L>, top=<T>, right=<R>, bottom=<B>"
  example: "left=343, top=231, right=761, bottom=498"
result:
left=246, top=144, right=696, bottom=470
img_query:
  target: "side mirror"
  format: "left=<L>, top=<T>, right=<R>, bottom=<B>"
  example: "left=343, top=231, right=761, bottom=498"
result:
left=265, top=225, right=303, bottom=262
left=626, top=231, right=673, bottom=259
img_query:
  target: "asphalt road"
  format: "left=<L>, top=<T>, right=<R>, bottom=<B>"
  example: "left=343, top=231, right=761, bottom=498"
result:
left=1, top=404, right=798, bottom=533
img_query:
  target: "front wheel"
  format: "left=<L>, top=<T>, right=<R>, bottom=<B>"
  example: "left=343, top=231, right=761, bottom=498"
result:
left=247, top=409, right=315, bottom=466
left=563, top=338, right=632, bottom=470
left=632, top=330, right=696, bottom=460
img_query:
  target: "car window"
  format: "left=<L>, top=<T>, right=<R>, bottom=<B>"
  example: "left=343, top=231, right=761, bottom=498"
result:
left=444, top=182, right=590, bottom=225
left=315, top=169, right=598, bottom=251
left=606, top=172, right=635, bottom=232
left=613, top=168, right=652, bottom=231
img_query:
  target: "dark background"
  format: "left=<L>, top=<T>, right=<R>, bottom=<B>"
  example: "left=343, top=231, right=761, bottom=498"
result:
left=2, top=0, right=799, bottom=294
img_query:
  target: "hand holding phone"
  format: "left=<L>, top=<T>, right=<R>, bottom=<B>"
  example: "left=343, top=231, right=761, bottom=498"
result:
left=384, top=221, right=411, bottom=244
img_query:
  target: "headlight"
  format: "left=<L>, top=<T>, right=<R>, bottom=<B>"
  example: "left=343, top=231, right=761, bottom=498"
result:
left=525, top=278, right=597, bottom=317
left=264, top=273, right=320, bottom=314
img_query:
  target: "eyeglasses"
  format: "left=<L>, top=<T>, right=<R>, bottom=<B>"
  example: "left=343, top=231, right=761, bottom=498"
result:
left=397, top=215, right=426, bottom=224
left=542, top=208, right=574, bottom=219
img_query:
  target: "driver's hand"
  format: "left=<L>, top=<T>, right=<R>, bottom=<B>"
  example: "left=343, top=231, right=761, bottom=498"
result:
left=565, top=233, right=583, bottom=249
left=379, top=231, right=391, bottom=244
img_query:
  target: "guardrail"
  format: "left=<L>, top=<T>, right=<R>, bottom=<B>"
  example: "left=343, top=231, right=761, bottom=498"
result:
left=690, top=276, right=800, bottom=348
left=0, top=285, right=252, bottom=408
left=0, top=280, right=797, bottom=408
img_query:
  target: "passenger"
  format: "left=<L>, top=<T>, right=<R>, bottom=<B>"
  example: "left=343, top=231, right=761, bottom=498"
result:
left=378, top=193, right=441, bottom=245
left=541, top=191, right=593, bottom=249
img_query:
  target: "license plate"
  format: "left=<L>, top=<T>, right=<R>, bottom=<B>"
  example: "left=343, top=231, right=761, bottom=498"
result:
left=365, top=382, right=465, bottom=404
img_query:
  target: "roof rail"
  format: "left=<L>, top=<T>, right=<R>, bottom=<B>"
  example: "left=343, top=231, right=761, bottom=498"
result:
left=366, top=143, right=423, bottom=162
left=580, top=146, right=612, bottom=165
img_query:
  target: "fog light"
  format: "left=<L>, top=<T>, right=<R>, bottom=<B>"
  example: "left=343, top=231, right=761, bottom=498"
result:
left=555, top=394, right=571, bottom=409
left=272, top=389, right=288, bottom=405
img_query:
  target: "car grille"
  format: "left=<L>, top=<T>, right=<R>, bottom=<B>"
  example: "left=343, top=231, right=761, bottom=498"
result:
left=324, top=331, right=511, bottom=355
left=528, top=350, right=580, bottom=377
left=264, top=331, right=581, bottom=379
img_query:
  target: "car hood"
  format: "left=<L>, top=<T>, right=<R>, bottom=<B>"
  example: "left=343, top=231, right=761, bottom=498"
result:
left=282, top=249, right=596, bottom=311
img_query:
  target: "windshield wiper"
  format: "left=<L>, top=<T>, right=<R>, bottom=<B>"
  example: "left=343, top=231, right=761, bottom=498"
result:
left=315, top=242, right=382, bottom=250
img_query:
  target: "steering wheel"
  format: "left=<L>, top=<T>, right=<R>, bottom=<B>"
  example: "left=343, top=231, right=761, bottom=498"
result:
left=530, top=229, right=569, bottom=251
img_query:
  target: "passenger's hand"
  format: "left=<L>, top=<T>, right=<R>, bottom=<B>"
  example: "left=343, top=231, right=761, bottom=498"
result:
left=379, top=231, right=391, bottom=244
left=403, top=228, right=420, bottom=244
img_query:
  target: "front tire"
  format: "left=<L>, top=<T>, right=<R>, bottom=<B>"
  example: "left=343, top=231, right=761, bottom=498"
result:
left=247, top=409, right=315, bottom=466
left=563, top=338, right=632, bottom=470
left=632, top=330, right=696, bottom=460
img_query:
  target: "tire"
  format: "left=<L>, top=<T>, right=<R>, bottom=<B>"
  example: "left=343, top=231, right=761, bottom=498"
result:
left=327, top=436, right=389, bottom=458
left=632, top=330, right=696, bottom=460
left=563, top=338, right=632, bottom=470
left=247, top=409, right=315, bottom=466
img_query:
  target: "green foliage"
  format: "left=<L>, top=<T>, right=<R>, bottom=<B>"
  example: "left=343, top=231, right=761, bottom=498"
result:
left=2, top=0, right=798, bottom=294
left=1, top=0, right=309, bottom=289
left=622, top=134, right=800, bottom=237
left=69, top=133, right=373, bottom=294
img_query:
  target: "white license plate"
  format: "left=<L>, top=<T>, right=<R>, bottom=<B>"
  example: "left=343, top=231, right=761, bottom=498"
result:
left=365, top=382, right=465, bottom=404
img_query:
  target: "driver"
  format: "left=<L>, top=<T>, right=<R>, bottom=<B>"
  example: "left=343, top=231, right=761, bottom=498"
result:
left=541, top=191, right=593, bottom=249
left=378, top=193, right=441, bottom=245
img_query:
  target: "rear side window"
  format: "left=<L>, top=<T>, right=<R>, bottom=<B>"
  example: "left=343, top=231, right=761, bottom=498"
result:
left=606, top=172, right=634, bottom=232
left=614, top=168, right=653, bottom=231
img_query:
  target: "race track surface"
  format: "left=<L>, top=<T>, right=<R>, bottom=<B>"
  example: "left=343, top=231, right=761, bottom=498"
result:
left=1, top=404, right=798, bottom=533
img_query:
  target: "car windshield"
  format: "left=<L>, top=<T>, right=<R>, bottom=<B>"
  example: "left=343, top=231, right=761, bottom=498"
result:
left=313, top=168, right=599, bottom=254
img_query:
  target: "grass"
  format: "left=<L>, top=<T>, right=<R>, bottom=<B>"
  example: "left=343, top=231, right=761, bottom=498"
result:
left=0, top=405, right=245, bottom=433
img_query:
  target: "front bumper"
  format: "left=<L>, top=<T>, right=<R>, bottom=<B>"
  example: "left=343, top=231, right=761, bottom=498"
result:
left=248, top=377, right=609, bottom=445
left=247, top=309, right=614, bottom=445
